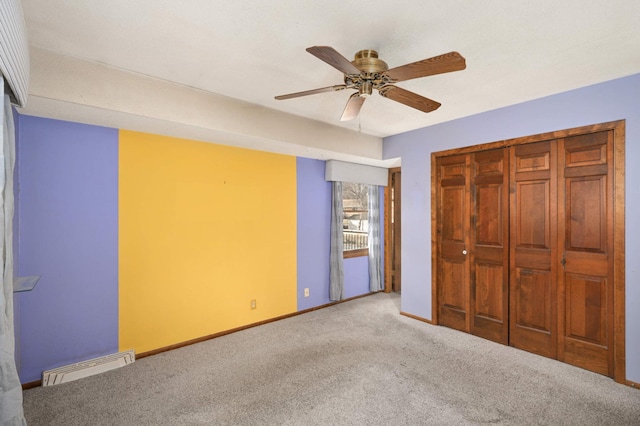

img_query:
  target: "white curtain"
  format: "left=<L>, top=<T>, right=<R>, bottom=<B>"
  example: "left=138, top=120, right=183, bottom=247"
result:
left=329, top=181, right=344, bottom=301
left=0, top=82, right=25, bottom=425
left=368, top=185, right=383, bottom=292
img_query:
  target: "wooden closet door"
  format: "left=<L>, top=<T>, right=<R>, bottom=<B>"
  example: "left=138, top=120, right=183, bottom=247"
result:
left=434, top=121, right=623, bottom=380
left=509, top=141, right=558, bottom=358
left=557, top=131, right=614, bottom=377
left=469, top=149, right=509, bottom=344
left=437, top=154, right=470, bottom=332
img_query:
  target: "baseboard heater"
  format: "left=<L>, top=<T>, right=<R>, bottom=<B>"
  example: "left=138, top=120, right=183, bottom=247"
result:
left=42, top=350, right=135, bottom=386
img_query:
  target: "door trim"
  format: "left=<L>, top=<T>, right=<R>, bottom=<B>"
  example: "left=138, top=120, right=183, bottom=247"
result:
left=384, top=167, right=401, bottom=293
left=430, top=120, right=625, bottom=383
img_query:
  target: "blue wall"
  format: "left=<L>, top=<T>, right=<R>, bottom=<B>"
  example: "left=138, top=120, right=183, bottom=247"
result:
left=16, top=116, right=119, bottom=383
left=296, top=157, right=384, bottom=309
left=384, top=73, right=640, bottom=383
left=296, top=157, right=332, bottom=309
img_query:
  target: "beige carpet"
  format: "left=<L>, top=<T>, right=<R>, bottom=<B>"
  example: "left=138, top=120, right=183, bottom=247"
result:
left=22, top=293, right=640, bottom=425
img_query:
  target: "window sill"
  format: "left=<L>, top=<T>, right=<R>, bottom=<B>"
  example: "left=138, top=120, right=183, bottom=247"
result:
left=343, top=248, right=369, bottom=259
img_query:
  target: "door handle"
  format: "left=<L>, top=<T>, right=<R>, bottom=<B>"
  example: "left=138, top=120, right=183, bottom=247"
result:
left=462, top=249, right=467, bottom=255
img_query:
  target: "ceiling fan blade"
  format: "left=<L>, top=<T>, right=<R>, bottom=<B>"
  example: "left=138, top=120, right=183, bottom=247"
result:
left=340, top=93, right=366, bottom=121
left=379, top=85, right=441, bottom=113
left=275, top=85, right=347, bottom=100
left=306, top=46, right=362, bottom=75
left=385, top=51, right=466, bottom=82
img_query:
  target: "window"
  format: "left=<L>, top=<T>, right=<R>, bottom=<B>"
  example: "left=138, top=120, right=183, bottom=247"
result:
left=342, top=182, right=369, bottom=258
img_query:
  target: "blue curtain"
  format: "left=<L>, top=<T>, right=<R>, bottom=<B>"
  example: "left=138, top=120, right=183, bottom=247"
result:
left=368, top=185, right=383, bottom=292
left=0, top=84, right=26, bottom=425
left=329, top=181, right=344, bottom=300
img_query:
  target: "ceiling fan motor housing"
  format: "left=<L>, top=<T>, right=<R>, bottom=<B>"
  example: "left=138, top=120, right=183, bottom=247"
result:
left=347, top=50, right=390, bottom=97
left=351, top=50, right=388, bottom=74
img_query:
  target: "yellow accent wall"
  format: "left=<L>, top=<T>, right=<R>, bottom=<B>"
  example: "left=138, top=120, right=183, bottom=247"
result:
left=119, top=130, right=297, bottom=354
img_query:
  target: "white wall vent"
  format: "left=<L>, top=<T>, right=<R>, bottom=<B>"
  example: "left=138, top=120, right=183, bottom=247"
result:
left=42, top=350, right=135, bottom=386
left=0, top=0, right=30, bottom=107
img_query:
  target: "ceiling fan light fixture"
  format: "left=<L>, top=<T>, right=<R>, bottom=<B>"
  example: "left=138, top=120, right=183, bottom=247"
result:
left=359, top=81, right=373, bottom=97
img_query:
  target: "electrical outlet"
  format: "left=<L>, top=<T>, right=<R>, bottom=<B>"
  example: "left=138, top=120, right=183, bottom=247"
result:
left=304, top=288, right=309, bottom=297
left=250, top=299, right=256, bottom=310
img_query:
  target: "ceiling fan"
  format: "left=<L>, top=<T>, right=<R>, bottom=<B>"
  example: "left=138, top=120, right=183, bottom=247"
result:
left=275, top=46, right=466, bottom=121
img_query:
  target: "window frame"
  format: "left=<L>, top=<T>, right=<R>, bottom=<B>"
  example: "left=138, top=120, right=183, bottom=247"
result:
left=341, top=182, right=369, bottom=258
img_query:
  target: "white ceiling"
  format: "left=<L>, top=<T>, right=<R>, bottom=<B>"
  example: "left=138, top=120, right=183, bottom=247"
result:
left=19, top=0, right=640, bottom=140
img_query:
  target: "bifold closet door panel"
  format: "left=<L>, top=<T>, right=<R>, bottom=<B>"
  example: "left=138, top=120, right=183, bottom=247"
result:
left=437, top=154, right=471, bottom=332
left=469, top=149, right=509, bottom=344
left=434, top=122, right=621, bottom=379
left=557, top=131, right=615, bottom=377
left=509, top=141, right=559, bottom=359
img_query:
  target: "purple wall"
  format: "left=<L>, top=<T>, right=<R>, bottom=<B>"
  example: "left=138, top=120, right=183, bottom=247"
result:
left=296, top=157, right=331, bottom=309
left=383, top=73, right=640, bottom=382
left=16, top=115, right=119, bottom=383
left=343, top=256, right=370, bottom=299
left=296, top=159, right=385, bottom=309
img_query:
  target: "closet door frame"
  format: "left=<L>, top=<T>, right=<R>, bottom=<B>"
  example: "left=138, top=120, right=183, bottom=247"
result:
left=430, top=119, right=626, bottom=384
